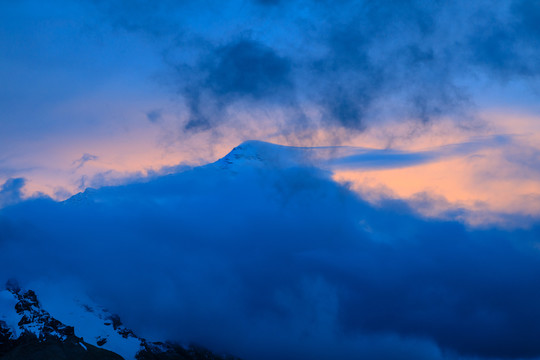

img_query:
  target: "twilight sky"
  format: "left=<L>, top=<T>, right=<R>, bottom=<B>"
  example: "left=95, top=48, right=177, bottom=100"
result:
left=2, top=2, right=540, bottom=360
left=2, top=0, right=540, bottom=224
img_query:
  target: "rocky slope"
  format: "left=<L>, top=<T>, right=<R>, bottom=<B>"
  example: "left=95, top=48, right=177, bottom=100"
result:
left=0, top=280, right=240, bottom=360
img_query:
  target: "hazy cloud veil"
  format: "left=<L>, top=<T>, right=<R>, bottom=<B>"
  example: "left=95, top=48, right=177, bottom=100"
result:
left=2, top=142, right=540, bottom=360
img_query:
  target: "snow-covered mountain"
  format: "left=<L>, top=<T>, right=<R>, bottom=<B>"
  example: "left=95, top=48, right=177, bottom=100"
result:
left=1, top=142, right=309, bottom=359
left=0, top=280, right=240, bottom=360
left=3, top=140, right=534, bottom=360
left=213, top=140, right=308, bottom=170
left=1, top=142, right=311, bottom=359
left=60, top=139, right=466, bottom=207
left=0, top=140, right=444, bottom=360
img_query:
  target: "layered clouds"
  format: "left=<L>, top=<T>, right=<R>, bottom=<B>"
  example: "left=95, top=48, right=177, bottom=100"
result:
left=2, top=0, right=540, bottom=205
left=1, top=143, right=540, bottom=360
left=96, top=0, right=540, bottom=131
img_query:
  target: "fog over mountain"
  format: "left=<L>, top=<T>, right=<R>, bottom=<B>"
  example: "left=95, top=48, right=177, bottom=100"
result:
left=1, top=142, right=540, bottom=360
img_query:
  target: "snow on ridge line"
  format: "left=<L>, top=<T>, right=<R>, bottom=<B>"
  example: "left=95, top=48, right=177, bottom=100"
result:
left=0, top=289, right=22, bottom=338
left=0, top=281, right=143, bottom=360
left=214, top=140, right=393, bottom=170
left=29, top=281, right=143, bottom=360
left=1, top=282, right=242, bottom=360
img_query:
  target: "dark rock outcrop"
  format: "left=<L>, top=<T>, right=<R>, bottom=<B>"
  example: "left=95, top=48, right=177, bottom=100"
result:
left=1, top=336, right=123, bottom=360
left=1, top=283, right=242, bottom=360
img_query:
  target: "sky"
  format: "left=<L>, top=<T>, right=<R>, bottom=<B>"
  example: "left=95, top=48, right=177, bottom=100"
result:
left=1, top=1, right=540, bottom=359
left=1, top=0, right=540, bottom=222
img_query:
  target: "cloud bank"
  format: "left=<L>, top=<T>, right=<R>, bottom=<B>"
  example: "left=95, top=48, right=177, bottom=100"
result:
left=1, top=142, right=540, bottom=360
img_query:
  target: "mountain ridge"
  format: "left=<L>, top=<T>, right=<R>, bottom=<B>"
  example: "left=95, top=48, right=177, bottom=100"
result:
left=0, top=281, right=241, bottom=360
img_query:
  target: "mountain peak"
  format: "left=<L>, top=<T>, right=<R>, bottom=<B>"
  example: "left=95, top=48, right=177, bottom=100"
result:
left=215, top=140, right=304, bottom=170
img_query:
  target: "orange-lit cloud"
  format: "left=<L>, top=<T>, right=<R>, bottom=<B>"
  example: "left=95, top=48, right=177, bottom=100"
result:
left=3, top=101, right=539, bottom=229
left=331, top=111, right=540, bottom=226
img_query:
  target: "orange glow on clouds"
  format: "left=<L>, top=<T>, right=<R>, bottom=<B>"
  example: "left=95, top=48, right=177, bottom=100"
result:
left=334, top=152, right=540, bottom=222
left=3, top=104, right=539, bottom=227
left=332, top=111, right=540, bottom=226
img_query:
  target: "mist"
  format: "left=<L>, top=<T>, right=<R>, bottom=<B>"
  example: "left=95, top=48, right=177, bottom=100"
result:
left=1, top=143, right=540, bottom=360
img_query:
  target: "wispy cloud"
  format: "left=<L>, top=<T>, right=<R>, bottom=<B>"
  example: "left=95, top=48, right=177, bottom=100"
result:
left=324, top=135, right=511, bottom=170
left=72, top=153, right=99, bottom=170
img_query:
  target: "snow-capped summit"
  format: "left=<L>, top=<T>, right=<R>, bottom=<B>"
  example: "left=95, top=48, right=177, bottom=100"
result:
left=214, top=140, right=307, bottom=170
left=212, top=140, right=382, bottom=172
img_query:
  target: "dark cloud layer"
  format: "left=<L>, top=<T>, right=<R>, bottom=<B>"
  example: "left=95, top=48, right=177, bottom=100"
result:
left=184, top=39, right=293, bottom=130
left=1, top=143, right=540, bottom=360
left=206, top=40, right=292, bottom=100
left=89, top=0, right=540, bottom=135
left=470, top=0, right=540, bottom=79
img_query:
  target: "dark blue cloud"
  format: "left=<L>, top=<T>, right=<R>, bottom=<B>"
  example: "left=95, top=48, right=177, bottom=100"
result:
left=1, top=142, right=539, bottom=359
left=135, top=0, right=509, bottom=132
left=512, top=0, right=540, bottom=39
left=324, top=135, right=510, bottom=170
left=184, top=39, right=293, bottom=130
left=145, top=109, right=162, bottom=123
left=72, top=153, right=99, bottom=170
left=466, top=0, right=540, bottom=80
left=0, top=178, right=25, bottom=208
left=90, top=0, right=476, bottom=131
left=205, top=40, right=292, bottom=100
left=91, top=0, right=181, bottom=37
left=254, top=0, right=281, bottom=6
left=3, top=0, right=540, bottom=144
left=333, top=222, right=540, bottom=358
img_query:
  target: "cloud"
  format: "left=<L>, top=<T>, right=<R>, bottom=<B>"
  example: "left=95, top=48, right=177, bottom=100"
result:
left=84, top=0, right=540, bottom=141
left=0, top=178, right=25, bottom=208
left=146, top=109, right=163, bottom=123
left=72, top=153, right=99, bottom=170
left=91, top=0, right=182, bottom=37
left=314, top=135, right=510, bottom=170
left=253, top=0, right=282, bottom=5
left=468, top=0, right=540, bottom=79
left=182, top=39, right=294, bottom=130
left=205, top=40, right=292, bottom=100
left=1, top=143, right=540, bottom=359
